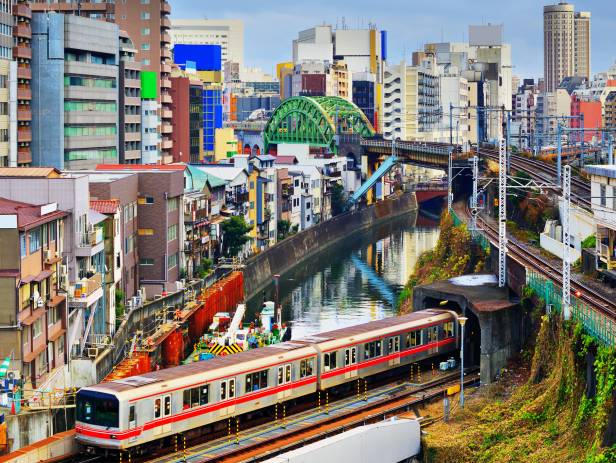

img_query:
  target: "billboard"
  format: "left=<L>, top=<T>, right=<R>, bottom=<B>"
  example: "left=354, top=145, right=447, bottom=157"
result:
left=140, top=71, right=158, bottom=99
left=469, top=24, right=503, bottom=47
left=173, top=44, right=222, bottom=72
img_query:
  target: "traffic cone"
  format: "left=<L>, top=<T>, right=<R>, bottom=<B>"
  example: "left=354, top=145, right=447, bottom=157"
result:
left=10, top=399, right=15, bottom=415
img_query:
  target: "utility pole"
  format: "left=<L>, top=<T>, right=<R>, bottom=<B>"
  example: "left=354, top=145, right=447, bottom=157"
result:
left=449, top=102, right=453, bottom=146
left=471, top=156, right=478, bottom=232
left=498, top=136, right=507, bottom=288
left=562, top=165, right=571, bottom=320
left=447, top=146, right=453, bottom=213
left=557, top=124, right=562, bottom=186
left=609, top=134, right=614, bottom=165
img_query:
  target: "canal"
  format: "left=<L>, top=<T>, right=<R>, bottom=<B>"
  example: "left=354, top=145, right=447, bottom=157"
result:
left=246, top=210, right=441, bottom=338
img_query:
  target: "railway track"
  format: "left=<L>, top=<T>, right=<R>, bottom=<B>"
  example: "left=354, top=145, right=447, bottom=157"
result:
left=480, top=148, right=592, bottom=209
left=459, top=204, right=616, bottom=320
left=141, top=369, right=479, bottom=463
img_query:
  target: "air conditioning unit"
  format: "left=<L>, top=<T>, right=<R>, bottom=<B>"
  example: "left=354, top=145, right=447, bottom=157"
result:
left=132, top=296, right=142, bottom=308
left=125, top=300, right=133, bottom=311
left=87, top=348, right=98, bottom=359
left=36, top=298, right=44, bottom=308
left=44, top=249, right=53, bottom=261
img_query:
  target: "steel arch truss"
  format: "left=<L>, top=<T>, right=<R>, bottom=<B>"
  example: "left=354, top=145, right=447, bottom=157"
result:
left=264, top=96, right=375, bottom=154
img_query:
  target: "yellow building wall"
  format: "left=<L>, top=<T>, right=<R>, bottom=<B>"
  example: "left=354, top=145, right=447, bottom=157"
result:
left=248, top=170, right=258, bottom=247
left=214, top=128, right=238, bottom=162
left=277, top=62, right=293, bottom=99
left=196, top=71, right=223, bottom=85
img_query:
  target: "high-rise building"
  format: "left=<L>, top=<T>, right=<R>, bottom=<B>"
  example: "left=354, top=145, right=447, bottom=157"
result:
left=170, top=19, right=244, bottom=70
left=30, top=0, right=115, bottom=21
left=14, top=1, right=33, bottom=166
left=170, top=75, right=203, bottom=163
left=119, top=31, right=142, bottom=164
left=115, top=0, right=173, bottom=164
left=544, top=3, right=591, bottom=92
left=31, top=13, right=120, bottom=170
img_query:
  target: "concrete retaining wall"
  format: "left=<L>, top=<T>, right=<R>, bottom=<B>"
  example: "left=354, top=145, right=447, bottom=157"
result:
left=243, top=193, right=418, bottom=298
left=0, top=430, right=76, bottom=463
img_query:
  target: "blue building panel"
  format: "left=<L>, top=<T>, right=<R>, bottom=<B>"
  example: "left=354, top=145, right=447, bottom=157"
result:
left=214, top=105, right=223, bottom=129
left=173, top=44, right=222, bottom=71
left=381, top=31, right=388, bottom=61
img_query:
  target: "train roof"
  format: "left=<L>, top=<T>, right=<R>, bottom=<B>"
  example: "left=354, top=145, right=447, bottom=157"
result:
left=87, top=341, right=315, bottom=399
left=297, top=310, right=453, bottom=349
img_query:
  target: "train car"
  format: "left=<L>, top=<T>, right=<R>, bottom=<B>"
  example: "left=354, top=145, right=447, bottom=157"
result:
left=308, top=310, right=458, bottom=390
left=75, top=342, right=318, bottom=451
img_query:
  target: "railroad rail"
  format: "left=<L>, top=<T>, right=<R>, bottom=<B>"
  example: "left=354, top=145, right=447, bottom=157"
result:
left=458, top=204, right=616, bottom=324
left=143, top=369, right=479, bottom=463
left=480, top=148, right=592, bottom=209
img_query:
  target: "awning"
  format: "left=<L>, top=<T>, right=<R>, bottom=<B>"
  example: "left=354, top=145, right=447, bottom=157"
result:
left=47, top=295, right=66, bottom=307
left=48, top=328, right=66, bottom=343
left=34, top=269, right=53, bottom=282
left=23, top=343, right=46, bottom=363
left=21, top=307, right=45, bottom=326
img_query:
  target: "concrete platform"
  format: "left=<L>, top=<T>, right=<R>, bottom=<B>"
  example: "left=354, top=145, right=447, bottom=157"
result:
left=413, top=274, right=521, bottom=383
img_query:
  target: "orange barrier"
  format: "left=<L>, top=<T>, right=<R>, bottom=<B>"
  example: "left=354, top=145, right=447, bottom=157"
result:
left=103, top=352, right=151, bottom=382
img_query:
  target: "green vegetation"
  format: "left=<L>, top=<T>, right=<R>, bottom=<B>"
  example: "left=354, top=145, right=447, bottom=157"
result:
left=397, top=212, right=488, bottom=312
left=582, top=235, right=597, bottom=249
left=115, top=289, right=125, bottom=329
left=221, top=216, right=252, bottom=257
left=194, top=258, right=213, bottom=279
left=423, top=303, right=616, bottom=462
left=330, top=182, right=347, bottom=216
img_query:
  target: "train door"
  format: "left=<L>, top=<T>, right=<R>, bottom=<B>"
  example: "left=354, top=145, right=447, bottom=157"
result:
left=277, top=364, right=293, bottom=399
left=344, top=347, right=357, bottom=379
left=388, top=337, right=400, bottom=366
left=153, top=395, right=171, bottom=436
left=219, top=378, right=236, bottom=416
left=128, top=404, right=137, bottom=442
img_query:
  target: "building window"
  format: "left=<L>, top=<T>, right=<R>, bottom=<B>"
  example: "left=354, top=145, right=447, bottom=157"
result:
left=139, top=258, right=154, bottom=266
left=138, top=228, right=154, bottom=236
left=167, top=253, right=178, bottom=270
left=140, top=12, right=150, bottom=20
left=138, top=196, right=154, bottom=205
left=20, top=234, right=26, bottom=257
left=141, top=27, right=150, bottom=35
left=167, top=197, right=178, bottom=212
left=33, top=318, right=42, bottom=339
left=29, top=229, right=41, bottom=254
left=167, top=224, right=177, bottom=242
left=50, top=222, right=57, bottom=242
left=142, top=43, right=150, bottom=51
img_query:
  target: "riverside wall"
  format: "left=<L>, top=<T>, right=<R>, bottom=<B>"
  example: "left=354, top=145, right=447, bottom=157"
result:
left=243, top=192, right=418, bottom=298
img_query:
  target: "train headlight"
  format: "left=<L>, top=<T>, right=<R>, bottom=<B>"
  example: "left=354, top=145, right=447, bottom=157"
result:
left=110, top=435, right=117, bottom=440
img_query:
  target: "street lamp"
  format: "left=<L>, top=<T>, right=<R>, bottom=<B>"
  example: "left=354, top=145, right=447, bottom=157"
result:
left=458, top=316, right=468, bottom=408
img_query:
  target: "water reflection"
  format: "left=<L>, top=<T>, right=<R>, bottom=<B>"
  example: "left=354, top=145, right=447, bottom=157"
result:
left=246, top=211, right=441, bottom=339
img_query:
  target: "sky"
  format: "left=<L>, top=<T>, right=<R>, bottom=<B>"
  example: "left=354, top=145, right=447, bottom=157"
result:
left=171, top=0, right=615, bottom=80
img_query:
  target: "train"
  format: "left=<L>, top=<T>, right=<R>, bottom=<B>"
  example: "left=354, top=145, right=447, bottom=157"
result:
left=75, top=309, right=460, bottom=453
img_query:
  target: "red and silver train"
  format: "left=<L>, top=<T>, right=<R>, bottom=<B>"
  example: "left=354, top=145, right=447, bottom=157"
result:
left=75, top=309, right=460, bottom=452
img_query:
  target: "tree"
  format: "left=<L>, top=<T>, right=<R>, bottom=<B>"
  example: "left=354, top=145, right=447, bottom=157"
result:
left=277, top=219, right=292, bottom=240
left=330, top=182, right=346, bottom=216
left=221, top=216, right=252, bottom=257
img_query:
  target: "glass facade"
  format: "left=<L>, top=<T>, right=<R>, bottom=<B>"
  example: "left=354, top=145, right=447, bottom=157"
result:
left=203, top=87, right=222, bottom=152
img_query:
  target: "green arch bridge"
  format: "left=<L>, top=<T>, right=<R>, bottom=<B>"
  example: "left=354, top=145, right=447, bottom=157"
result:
left=263, top=96, right=376, bottom=154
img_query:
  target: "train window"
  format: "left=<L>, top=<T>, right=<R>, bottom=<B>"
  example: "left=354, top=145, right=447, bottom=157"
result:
left=229, top=379, right=235, bottom=398
left=344, top=347, right=357, bottom=366
left=364, top=341, right=382, bottom=359
left=285, top=364, right=292, bottom=383
left=278, top=366, right=284, bottom=385
left=200, top=385, right=209, bottom=405
left=129, top=405, right=136, bottom=428
left=406, top=331, right=421, bottom=348
left=221, top=381, right=227, bottom=400
left=388, top=338, right=400, bottom=353
left=76, top=390, right=119, bottom=428
left=443, top=322, right=454, bottom=338
left=324, top=352, right=337, bottom=371
left=164, top=396, right=171, bottom=417
left=375, top=340, right=382, bottom=357
left=154, top=398, right=161, bottom=419
left=300, top=358, right=315, bottom=378
left=183, top=385, right=209, bottom=409
left=426, top=327, right=439, bottom=343
left=245, top=369, right=269, bottom=392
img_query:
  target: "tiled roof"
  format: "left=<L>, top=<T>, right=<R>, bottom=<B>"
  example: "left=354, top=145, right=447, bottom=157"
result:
left=90, top=199, right=120, bottom=215
left=0, top=197, right=67, bottom=231
left=275, top=156, right=298, bottom=165
left=0, top=167, right=62, bottom=178
left=96, top=164, right=187, bottom=172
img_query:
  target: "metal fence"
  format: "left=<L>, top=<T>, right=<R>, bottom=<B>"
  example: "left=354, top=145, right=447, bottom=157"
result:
left=526, top=270, right=616, bottom=346
left=450, top=209, right=491, bottom=251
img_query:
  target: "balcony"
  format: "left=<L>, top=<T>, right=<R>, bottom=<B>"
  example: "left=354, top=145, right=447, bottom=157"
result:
left=161, top=17, right=171, bottom=29
left=17, top=87, right=31, bottom=100
left=161, top=32, right=171, bottom=44
left=17, top=147, right=32, bottom=164
left=161, top=123, right=173, bottom=134
left=13, top=45, right=31, bottom=60
left=18, top=127, right=31, bottom=142
left=76, top=228, right=105, bottom=257
left=13, top=24, right=31, bottom=39
left=160, top=78, right=171, bottom=88
left=161, top=138, right=173, bottom=150
left=17, top=67, right=31, bottom=80
left=161, top=63, right=172, bottom=74
left=68, top=273, right=103, bottom=309
left=13, top=3, right=31, bottom=19
left=161, top=47, right=171, bottom=60
left=161, top=93, right=172, bottom=104
left=18, top=108, right=31, bottom=121
left=161, top=109, right=173, bottom=119
left=161, top=1, right=171, bottom=14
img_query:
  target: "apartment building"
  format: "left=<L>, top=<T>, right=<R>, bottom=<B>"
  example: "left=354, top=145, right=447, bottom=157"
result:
left=0, top=197, right=67, bottom=391
left=115, top=0, right=173, bottom=164
left=14, top=1, right=33, bottom=166
left=119, top=31, right=141, bottom=164
left=94, top=165, right=184, bottom=298
left=30, top=0, right=115, bottom=21
left=0, top=168, right=106, bottom=372
left=31, top=13, right=119, bottom=170
left=170, top=75, right=203, bottom=163
left=544, top=3, right=591, bottom=92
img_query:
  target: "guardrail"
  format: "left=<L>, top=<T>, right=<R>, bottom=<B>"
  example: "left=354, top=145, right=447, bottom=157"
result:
left=361, top=139, right=451, bottom=155
left=527, top=270, right=616, bottom=346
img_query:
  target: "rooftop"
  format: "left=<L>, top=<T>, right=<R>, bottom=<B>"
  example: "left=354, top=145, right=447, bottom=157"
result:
left=585, top=165, right=616, bottom=179
left=275, top=155, right=298, bottom=165
left=90, top=199, right=120, bottom=215
left=95, top=164, right=187, bottom=172
left=0, top=167, right=62, bottom=178
left=0, top=198, right=67, bottom=231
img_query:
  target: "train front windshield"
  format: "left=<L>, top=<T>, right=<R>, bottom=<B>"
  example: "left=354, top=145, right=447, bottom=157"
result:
left=76, top=390, right=120, bottom=428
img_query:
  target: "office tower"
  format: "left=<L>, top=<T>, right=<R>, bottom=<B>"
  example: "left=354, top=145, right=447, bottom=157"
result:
left=544, top=2, right=591, bottom=92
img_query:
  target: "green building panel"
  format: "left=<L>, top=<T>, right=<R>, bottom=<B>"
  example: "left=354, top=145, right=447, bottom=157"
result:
left=141, top=71, right=158, bottom=99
